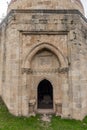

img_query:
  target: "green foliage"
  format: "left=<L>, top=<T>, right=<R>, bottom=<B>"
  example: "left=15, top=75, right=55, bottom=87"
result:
left=0, top=99, right=87, bottom=130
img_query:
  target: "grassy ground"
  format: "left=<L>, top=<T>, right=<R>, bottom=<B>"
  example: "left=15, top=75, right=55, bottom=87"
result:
left=0, top=99, right=87, bottom=130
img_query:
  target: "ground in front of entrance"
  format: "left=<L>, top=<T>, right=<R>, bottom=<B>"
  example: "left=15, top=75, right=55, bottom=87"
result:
left=0, top=99, right=87, bottom=130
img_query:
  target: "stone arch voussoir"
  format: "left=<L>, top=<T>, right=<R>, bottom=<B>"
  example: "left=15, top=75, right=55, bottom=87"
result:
left=23, top=42, right=68, bottom=69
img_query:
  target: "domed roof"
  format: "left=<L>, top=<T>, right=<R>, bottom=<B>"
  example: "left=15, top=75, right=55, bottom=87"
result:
left=8, top=0, right=84, bottom=14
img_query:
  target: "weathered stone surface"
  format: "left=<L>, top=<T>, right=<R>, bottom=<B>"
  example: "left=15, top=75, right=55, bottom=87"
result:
left=0, top=0, right=87, bottom=120
left=8, top=0, right=84, bottom=15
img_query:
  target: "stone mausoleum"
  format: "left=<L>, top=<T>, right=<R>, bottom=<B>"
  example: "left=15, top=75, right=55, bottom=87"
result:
left=0, top=0, right=87, bottom=120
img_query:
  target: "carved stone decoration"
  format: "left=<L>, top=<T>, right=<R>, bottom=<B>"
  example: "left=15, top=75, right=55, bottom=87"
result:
left=21, top=67, right=69, bottom=74
left=55, top=100, right=62, bottom=116
left=32, top=68, right=59, bottom=74
left=29, top=99, right=36, bottom=116
left=24, top=42, right=68, bottom=69
left=38, top=54, right=52, bottom=66
left=58, top=67, right=69, bottom=73
left=22, top=68, right=32, bottom=74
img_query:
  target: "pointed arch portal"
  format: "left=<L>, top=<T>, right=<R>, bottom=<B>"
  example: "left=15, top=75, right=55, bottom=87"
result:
left=37, top=79, right=53, bottom=109
left=23, top=42, right=68, bottom=69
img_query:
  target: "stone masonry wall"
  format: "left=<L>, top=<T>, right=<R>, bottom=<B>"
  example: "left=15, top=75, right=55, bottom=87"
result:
left=68, top=16, right=87, bottom=119
left=0, top=10, right=87, bottom=120
left=0, top=30, right=1, bottom=96
left=8, top=0, right=84, bottom=14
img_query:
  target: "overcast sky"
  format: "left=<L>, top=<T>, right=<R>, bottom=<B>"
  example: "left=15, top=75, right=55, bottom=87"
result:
left=0, top=0, right=87, bottom=22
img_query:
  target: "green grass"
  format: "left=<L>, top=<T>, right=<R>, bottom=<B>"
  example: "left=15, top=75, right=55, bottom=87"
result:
left=0, top=99, right=87, bottom=130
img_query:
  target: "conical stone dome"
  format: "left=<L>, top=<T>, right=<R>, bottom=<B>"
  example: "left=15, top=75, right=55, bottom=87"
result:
left=8, top=0, right=84, bottom=15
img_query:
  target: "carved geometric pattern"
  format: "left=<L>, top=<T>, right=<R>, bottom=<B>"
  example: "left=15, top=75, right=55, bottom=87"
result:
left=21, top=67, right=69, bottom=74
left=21, top=68, right=32, bottom=74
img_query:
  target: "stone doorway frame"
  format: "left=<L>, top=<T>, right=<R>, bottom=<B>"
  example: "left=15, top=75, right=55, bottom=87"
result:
left=37, top=79, right=53, bottom=109
left=22, top=42, right=69, bottom=117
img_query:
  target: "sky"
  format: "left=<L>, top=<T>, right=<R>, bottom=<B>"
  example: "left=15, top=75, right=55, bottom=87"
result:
left=0, top=0, right=87, bottom=22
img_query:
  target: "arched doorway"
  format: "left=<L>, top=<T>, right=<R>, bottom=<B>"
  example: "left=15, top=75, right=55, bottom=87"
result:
left=37, top=79, right=53, bottom=109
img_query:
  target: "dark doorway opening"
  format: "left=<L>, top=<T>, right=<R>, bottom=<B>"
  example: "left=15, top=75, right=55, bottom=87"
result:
left=37, top=79, right=53, bottom=109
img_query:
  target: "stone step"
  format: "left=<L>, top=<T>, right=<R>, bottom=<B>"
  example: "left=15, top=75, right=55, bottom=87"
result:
left=37, top=109, right=55, bottom=114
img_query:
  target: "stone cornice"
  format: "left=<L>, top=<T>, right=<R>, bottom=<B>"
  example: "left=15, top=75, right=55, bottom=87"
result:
left=19, top=31, right=68, bottom=35
left=0, top=9, right=87, bottom=29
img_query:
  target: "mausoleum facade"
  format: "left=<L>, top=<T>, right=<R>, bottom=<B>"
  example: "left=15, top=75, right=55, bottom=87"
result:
left=0, top=0, right=87, bottom=120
